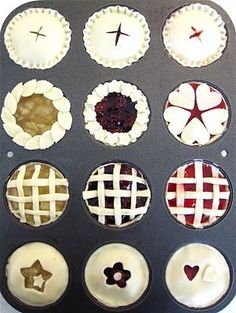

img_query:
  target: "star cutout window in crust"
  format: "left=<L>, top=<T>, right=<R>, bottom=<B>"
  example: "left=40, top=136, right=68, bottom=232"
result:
left=20, top=260, right=52, bottom=292
left=104, top=262, right=131, bottom=288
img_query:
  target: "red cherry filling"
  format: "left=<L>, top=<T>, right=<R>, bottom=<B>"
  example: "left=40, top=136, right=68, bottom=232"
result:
left=95, top=92, right=137, bottom=133
left=88, top=164, right=147, bottom=225
left=184, top=265, right=199, bottom=281
left=104, top=262, right=131, bottom=288
left=167, top=162, right=230, bottom=227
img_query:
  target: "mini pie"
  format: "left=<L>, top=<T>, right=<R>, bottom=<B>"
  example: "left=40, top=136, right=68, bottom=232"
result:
left=83, top=80, right=150, bottom=146
left=6, top=162, right=69, bottom=227
left=6, top=242, right=69, bottom=307
left=1, top=79, right=72, bottom=150
left=165, top=243, right=230, bottom=308
left=163, top=82, right=229, bottom=146
left=84, top=243, right=149, bottom=308
left=4, top=8, right=71, bottom=69
left=166, top=160, right=231, bottom=229
left=83, top=5, right=150, bottom=68
left=162, top=3, right=227, bottom=67
left=83, top=162, right=151, bottom=228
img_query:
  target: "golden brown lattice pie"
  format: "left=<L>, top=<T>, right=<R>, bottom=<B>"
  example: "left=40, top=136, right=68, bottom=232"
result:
left=6, top=162, right=69, bottom=227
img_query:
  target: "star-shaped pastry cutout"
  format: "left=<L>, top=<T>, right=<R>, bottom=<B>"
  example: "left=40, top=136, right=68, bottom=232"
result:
left=20, top=260, right=52, bottom=292
left=104, top=262, right=131, bottom=288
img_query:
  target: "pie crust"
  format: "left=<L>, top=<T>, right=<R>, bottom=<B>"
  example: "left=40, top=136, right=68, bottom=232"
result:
left=83, top=162, right=151, bottom=227
left=6, top=162, right=69, bottom=227
left=165, top=243, right=230, bottom=308
left=165, top=160, right=231, bottom=229
left=1, top=79, right=72, bottom=150
left=6, top=242, right=69, bottom=307
left=4, top=8, right=71, bottom=70
left=83, top=80, right=150, bottom=146
left=84, top=243, right=149, bottom=308
left=83, top=5, right=150, bottom=68
left=162, top=3, right=227, bottom=67
left=163, top=82, right=229, bottom=146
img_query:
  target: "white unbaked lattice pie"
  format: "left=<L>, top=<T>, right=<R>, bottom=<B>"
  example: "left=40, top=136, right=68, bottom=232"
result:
left=83, top=162, right=151, bottom=227
left=165, top=160, right=231, bottom=229
left=4, top=8, right=71, bottom=69
left=83, top=5, right=150, bottom=68
left=1, top=79, right=72, bottom=150
left=165, top=243, right=230, bottom=308
left=163, top=82, right=229, bottom=146
left=83, top=80, right=150, bottom=147
left=6, top=162, right=69, bottom=227
left=84, top=243, right=150, bottom=308
left=162, top=3, right=227, bottom=67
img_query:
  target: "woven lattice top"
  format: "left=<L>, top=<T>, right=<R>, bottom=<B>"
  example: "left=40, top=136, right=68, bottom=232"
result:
left=83, top=163, right=151, bottom=227
left=166, top=160, right=230, bottom=228
left=6, top=162, right=69, bottom=227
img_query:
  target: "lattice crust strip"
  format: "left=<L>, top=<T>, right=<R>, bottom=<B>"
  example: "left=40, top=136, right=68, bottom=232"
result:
left=166, top=160, right=230, bottom=229
left=6, top=163, right=69, bottom=227
left=83, top=163, right=151, bottom=227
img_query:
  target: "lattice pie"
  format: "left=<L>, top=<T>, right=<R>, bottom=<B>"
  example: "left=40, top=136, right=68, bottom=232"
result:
left=6, top=162, right=69, bottom=227
left=83, top=162, right=151, bottom=227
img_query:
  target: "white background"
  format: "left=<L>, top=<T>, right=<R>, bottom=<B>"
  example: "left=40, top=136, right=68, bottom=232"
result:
left=0, top=0, right=235, bottom=312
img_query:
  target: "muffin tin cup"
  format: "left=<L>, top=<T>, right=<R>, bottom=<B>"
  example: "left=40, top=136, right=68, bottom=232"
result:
left=0, top=0, right=235, bottom=312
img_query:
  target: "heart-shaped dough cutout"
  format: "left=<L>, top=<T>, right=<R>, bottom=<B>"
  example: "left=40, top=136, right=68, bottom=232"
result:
left=202, top=109, right=228, bottom=135
left=196, top=84, right=222, bottom=111
left=202, top=265, right=218, bottom=283
left=164, top=107, right=191, bottom=135
left=169, top=83, right=195, bottom=110
left=184, top=265, right=199, bottom=281
left=181, top=118, right=210, bottom=145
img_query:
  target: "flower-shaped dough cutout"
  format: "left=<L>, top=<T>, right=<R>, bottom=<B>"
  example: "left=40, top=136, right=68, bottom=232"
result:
left=1, top=80, right=72, bottom=150
left=163, top=82, right=229, bottom=146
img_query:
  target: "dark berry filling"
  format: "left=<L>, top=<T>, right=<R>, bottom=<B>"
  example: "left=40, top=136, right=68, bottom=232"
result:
left=95, top=92, right=137, bottom=133
left=104, top=262, right=131, bottom=288
left=88, top=164, right=147, bottom=225
left=184, top=265, right=199, bottom=281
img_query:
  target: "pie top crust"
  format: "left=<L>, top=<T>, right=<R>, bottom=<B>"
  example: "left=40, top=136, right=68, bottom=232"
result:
left=1, top=79, right=72, bottom=150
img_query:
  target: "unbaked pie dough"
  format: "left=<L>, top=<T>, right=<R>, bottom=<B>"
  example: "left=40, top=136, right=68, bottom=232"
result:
left=4, top=8, right=71, bottom=69
left=83, top=162, right=151, bottom=227
left=165, top=243, right=230, bottom=308
left=1, top=79, right=72, bottom=150
left=162, top=3, right=227, bottom=67
left=163, top=82, right=229, bottom=146
left=83, top=80, right=150, bottom=146
left=83, top=5, right=150, bottom=68
left=6, top=162, right=69, bottom=227
left=84, top=243, right=149, bottom=308
left=165, top=160, right=231, bottom=229
left=6, top=242, right=69, bottom=307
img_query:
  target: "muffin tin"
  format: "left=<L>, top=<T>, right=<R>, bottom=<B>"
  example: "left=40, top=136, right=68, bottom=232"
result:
left=0, top=0, right=235, bottom=312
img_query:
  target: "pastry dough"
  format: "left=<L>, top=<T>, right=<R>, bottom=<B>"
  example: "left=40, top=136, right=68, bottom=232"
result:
left=83, top=6, right=150, bottom=68
left=6, top=242, right=69, bottom=307
left=4, top=8, right=71, bottom=69
left=84, top=243, right=149, bottom=308
left=166, top=160, right=230, bottom=228
left=6, top=162, right=69, bottom=227
left=162, top=3, right=227, bottom=67
left=83, top=163, right=151, bottom=227
left=165, top=243, right=230, bottom=308
left=1, top=80, right=72, bottom=150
